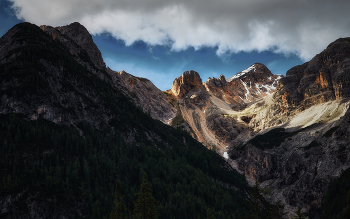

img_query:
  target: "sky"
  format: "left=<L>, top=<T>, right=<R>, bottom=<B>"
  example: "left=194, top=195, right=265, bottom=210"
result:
left=1, top=0, right=350, bottom=91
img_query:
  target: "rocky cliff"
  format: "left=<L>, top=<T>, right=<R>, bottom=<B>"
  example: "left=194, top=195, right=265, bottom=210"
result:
left=40, top=23, right=110, bottom=82
left=170, top=70, right=203, bottom=98
left=107, top=68, right=176, bottom=123
left=204, top=63, right=282, bottom=105
left=165, top=63, right=282, bottom=152
left=275, top=38, right=350, bottom=112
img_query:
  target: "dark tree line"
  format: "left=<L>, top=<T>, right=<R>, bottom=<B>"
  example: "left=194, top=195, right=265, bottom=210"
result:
left=0, top=113, right=250, bottom=219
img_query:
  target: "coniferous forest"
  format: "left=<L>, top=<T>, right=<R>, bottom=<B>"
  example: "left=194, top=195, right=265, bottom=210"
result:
left=0, top=112, right=250, bottom=218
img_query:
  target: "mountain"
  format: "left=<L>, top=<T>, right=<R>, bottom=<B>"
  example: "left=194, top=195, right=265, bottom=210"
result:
left=0, top=22, right=251, bottom=219
left=42, top=23, right=176, bottom=125
left=164, top=63, right=282, bottom=153
left=228, top=37, right=350, bottom=217
left=2, top=21, right=350, bottom=219
left=207, top=63, right=282, bottom=105
left=161, top=38, right=350, bottom=218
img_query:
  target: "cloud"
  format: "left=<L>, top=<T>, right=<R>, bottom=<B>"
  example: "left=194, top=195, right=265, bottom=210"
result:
left=9, top=0, right=350, bottom=61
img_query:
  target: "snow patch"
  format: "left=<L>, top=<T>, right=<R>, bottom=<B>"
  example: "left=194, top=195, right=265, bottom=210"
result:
left=255, top=83, right=261, bottom=94
left=223, top=152, right=229, bottom=159
left=227, top=65, right=256, bottom=82
left=241, top=79, right=250, bottom=101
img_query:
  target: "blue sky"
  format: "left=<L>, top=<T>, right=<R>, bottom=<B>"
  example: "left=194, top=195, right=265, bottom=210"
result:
left=1, top=0, right=350, bottom=90
left=93, top=34, right=302, bottom=90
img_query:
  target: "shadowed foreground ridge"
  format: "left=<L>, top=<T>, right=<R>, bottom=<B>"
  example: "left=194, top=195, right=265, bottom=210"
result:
left=0, top=22, right=249, bottom=219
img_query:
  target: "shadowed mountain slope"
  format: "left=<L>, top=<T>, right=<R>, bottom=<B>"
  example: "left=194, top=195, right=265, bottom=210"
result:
left=0, top=22, right=250, bottom=219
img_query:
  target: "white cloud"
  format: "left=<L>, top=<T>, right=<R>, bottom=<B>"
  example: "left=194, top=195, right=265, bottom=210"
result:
left=9, top=0, right=350, bottom=61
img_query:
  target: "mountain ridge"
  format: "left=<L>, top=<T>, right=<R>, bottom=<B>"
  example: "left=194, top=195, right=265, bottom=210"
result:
left=163, top=62, right=282, bottom=152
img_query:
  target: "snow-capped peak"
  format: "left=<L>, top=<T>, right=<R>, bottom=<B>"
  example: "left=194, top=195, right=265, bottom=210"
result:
left=227, top=65, right=256, bottom=82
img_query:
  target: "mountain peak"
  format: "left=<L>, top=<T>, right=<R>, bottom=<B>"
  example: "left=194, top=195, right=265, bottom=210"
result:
left=170, top=70, right=203, bottom=97
left=227, top=63, right=270, bottom=82
left=44, top=22, right=106, bottom=70
left=204, top=74, right=227, bottom=87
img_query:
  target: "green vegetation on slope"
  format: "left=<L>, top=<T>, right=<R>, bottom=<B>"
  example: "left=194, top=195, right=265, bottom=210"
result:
left=0, top=113, right=248, bottom=219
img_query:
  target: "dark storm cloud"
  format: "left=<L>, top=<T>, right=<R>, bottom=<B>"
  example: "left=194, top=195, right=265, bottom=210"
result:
left=9, top=0, right=350, bottom=60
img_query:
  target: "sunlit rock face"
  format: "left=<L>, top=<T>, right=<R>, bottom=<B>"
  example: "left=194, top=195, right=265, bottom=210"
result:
left=165, top=63, right=282, bottom=151
left=204, top=63, right=282, bottom=105
left=275, top=37, right=350, bottom=111
left=170, top=70, right=203, bottom=98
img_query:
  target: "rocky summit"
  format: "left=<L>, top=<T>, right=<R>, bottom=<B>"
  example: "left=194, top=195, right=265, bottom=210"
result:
left=164, top=63, right=282, bottom=152
left=170, top=70, right=203, bottom=98
left=205, top=63, right=282, bottom=105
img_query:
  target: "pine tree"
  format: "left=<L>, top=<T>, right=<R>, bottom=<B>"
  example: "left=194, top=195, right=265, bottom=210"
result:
left=133, top=173, right=158, bottom=219
left=205, top=208, right=216, bottom=219
left=110, top=180, right=127, bottom=219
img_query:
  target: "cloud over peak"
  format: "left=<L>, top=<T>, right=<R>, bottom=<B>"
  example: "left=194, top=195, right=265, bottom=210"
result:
left=9, top=0, right=350, bottom=61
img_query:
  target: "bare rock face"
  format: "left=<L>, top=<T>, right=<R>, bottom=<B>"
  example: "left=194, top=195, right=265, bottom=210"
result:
left=205, top=75, right=227, bottom=87
left=230, top=109, right=350, bottom=216
left=205, top=63, right=282, bottom=105
left=40, top=23, right=111, bottom=82
left=276, top=37, right=350, bottom=111
left=54, top=22, right=106, bottom=71
left=170, top=70, right=203, bottom=97
left=107, top=68, right=176, bottom=124
left=167, top=63, right=281, bottom=151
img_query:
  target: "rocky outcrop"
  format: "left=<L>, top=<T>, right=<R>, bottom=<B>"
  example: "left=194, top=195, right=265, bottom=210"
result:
left=205, top=75, right=227, bottom=87
left=276, top=37, right=350, bottom=111
left=40, top=23, right=110, bottom=82
left=204, top=63, right=282, bottom=105
left=170, top=70, right=203, bottom=97
left=53, top=22, right=106, bottom=71
left=107, top=68, right=176, bottom=124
